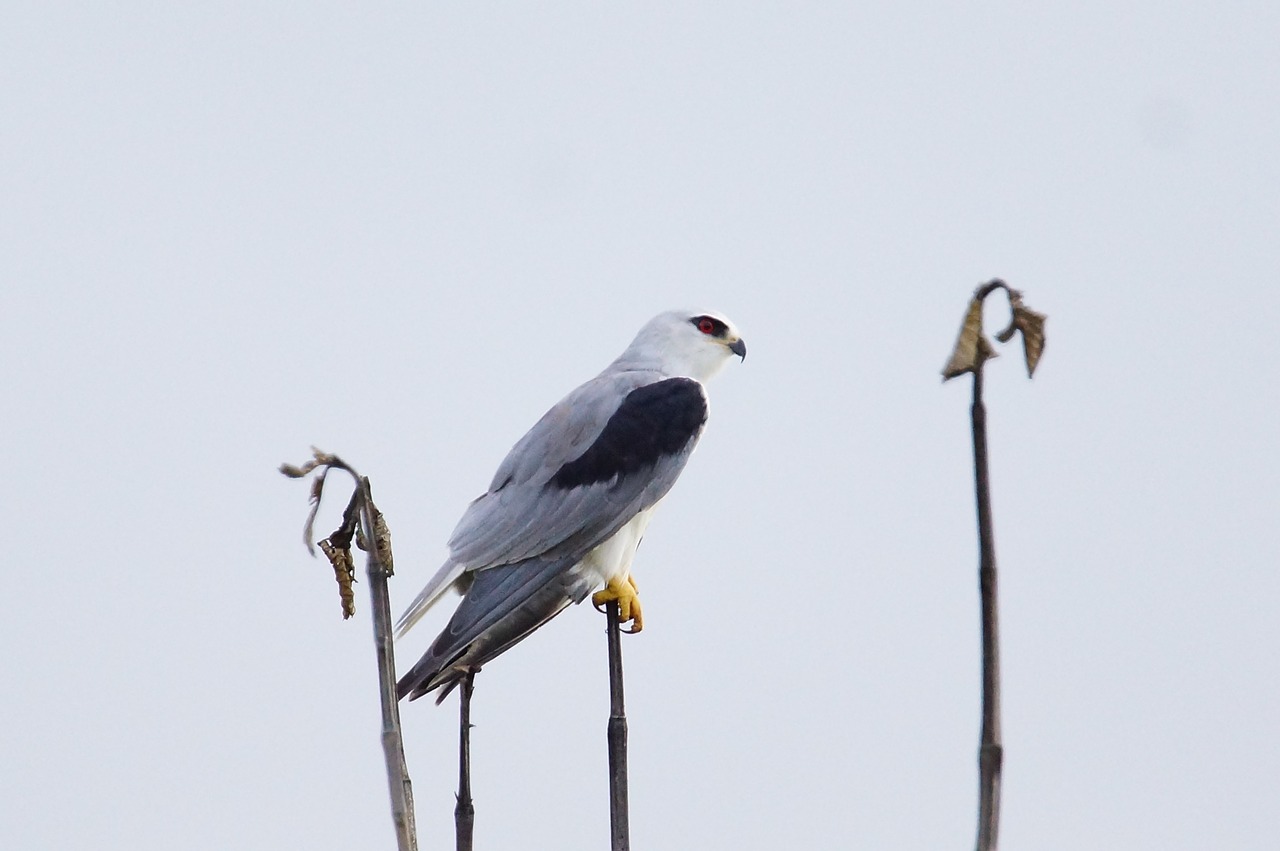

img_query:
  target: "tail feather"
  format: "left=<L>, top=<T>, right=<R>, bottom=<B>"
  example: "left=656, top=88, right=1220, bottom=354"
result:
left=395, top=555, right=593, bottom=702
left=394, top=559, right=467, bottom=639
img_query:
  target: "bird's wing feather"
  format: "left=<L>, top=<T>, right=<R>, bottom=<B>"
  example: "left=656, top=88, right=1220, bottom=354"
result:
left=446, top=372, right=708, bottom=570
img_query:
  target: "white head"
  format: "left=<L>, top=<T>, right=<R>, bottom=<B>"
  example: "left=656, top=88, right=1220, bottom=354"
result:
left=613, top=310, right=747, bottom=382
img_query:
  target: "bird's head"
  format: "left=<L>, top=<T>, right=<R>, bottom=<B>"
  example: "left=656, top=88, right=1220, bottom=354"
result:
left=621, top=310, right=747, bottom=382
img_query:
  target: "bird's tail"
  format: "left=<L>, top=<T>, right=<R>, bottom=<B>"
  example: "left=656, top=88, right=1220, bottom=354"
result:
left=394, top=559, right=467, bottom=639
left=395, top=554, right=593, bottom=703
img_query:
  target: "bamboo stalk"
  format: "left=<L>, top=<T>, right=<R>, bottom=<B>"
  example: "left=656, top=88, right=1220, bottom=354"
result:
left=455, top=671, right=476, bottom=851
left=356, top=477, right=419, bottom=851
left=941, top=280, right=1044, bottom=850
left=281, top=455, right=420, bottom=851
left=969, top=371, right=1003, bottom=851
left=605, top=601, right=630, bottom=851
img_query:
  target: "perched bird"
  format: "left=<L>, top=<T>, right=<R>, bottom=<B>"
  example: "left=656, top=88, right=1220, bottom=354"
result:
left=395, top=310, right=746, bottom=702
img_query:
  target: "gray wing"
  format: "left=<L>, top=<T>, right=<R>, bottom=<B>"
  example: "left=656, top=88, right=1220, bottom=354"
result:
left=447, top=372, right=693, bottom=566
left=395, top=373, right=709, bottom=700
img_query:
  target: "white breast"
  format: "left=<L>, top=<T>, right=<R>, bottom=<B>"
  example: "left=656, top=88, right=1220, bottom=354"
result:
left=572, top=503, right=660, bottom=592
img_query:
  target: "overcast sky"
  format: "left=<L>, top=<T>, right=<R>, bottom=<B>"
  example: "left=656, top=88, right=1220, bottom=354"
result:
left=4, top=3, right=1278, bottom=850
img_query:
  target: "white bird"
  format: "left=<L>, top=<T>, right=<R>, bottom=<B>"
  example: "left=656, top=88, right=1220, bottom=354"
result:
left=395, top=310, right=746, bottom=702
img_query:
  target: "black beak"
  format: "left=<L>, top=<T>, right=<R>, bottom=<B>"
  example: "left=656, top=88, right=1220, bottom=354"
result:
left=729, top=338, right=747, bottom=360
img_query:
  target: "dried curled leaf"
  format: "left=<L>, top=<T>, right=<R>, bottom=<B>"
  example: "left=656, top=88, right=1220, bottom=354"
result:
left=319, top=537, right=357, bottom=619
left=278, top=447, right=337, bottom=480
left=942, top=296, right=999, bottom=380
left=994, top=294, right=1047, bottom=377
left=943, top=281, right=1047, bottom=381
left=297, top=467, right=330, bottom=556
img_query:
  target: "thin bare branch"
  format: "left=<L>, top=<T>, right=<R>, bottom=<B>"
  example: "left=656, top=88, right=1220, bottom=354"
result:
left=941, top=282, right=1047, bottom=851
left=280, top=453, right=418, bottom=850
left=970, top=367, right=1003, bottom=851
left=455, top=672, right=476, bottom=851
left=605, top=601, right=630, bottom=851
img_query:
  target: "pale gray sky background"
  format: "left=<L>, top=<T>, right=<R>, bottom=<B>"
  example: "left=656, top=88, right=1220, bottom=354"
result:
left=3, top=3, right=1278, bottom=849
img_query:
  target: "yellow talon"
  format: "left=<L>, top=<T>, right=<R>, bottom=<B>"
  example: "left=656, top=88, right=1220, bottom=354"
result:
left=592, top=575, right=644, bottom=633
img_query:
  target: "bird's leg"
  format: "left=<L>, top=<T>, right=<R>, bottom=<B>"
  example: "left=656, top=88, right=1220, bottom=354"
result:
left=592, top=574, right=643, bottom=633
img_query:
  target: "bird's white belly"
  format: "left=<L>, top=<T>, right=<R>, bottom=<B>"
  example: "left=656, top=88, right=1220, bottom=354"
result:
left=573, top=504, right=659, bottom=591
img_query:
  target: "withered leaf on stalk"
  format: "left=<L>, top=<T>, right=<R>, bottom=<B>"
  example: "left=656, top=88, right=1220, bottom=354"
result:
left=278, top=447, right=415, bottom=844
left=942, top=295, right=999, bottom=381
left=994, top=294, right=1047, bottom=377
left=279, top=449, right=394, bottom=619
left=280, top=447, right=365, bottom=615
left=351, top=483, right=395, bottom=577
left=319, top=536, right=357, bottom=619
left=373, top=511, right=394, bottom=576
left=278, top=447, right=337, bottom=480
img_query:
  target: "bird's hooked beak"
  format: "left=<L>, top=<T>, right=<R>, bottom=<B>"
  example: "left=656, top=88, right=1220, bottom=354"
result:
left=729, top=337, right=747, bottom=361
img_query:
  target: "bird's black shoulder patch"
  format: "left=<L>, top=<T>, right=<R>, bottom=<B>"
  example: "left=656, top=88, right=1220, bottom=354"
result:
left=550, top=378, right=707, bottom=489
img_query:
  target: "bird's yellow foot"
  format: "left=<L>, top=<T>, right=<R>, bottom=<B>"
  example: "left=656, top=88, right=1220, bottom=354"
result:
left=592, top=575, right=643, bottom=634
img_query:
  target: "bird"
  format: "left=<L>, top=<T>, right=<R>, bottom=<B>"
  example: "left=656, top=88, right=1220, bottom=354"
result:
left=394, top=309, right=746, bottom=702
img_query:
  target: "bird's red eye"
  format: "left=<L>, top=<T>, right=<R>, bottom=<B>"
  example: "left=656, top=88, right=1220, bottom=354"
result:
left=698, top=318, right=715, bottom=335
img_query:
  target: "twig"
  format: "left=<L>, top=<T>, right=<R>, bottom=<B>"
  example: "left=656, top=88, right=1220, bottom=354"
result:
left=358, top=478, right=419, bottom=851
left=280, top=451, right=418, bottom=851
left=941, top=282, right=1046, bottom=851
left=455, top=671, right=476, bottom=851
left=969, top=366, right=1002, bottom=851
left=605, top=601, right=630, bottom=851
